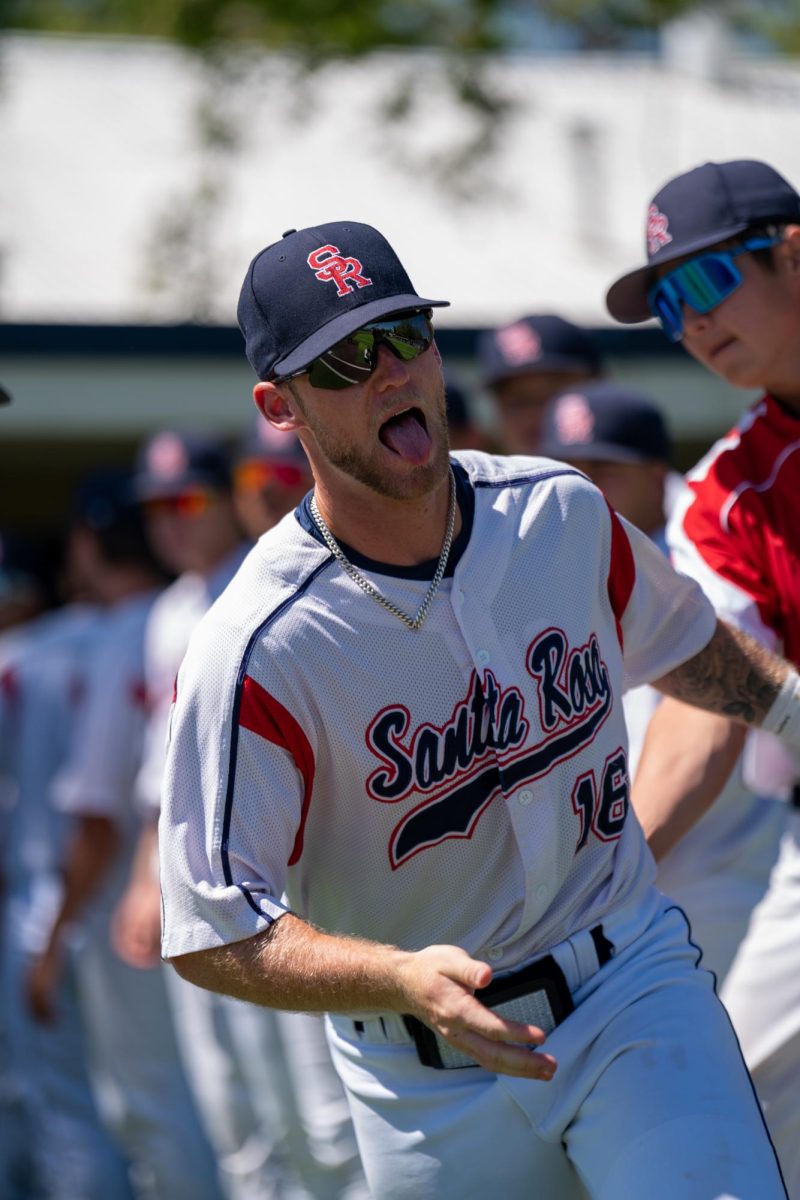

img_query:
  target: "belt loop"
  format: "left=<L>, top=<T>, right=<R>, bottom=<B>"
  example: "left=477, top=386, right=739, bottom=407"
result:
left=590, top=924, right=615, bottom=967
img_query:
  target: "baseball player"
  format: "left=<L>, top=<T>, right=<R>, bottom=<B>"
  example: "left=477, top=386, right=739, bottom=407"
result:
left=0, top=487, right=138, bottom=1198
left=115, top=432, right=366, bottom=1200
left=477, top=313, right=604, bottom=453
left=231, top=418, right=312, bottom=542
left=606, top=157, right=800, bottom=1193
left=156, top=219, right=800, bottom=1199
left=537, top=379, right=784, bottom=983
left=24, top=470, right=225, bottom=1200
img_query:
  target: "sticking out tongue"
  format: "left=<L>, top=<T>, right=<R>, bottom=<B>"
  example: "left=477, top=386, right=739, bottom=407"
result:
left=380, top=409, right=431, bottom=464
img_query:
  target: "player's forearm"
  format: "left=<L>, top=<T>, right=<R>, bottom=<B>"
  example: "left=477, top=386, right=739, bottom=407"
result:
left=631, top=699, right=746, bottom=860
left=652, top=619, right=788, bottom=725
left=50, top=815, right=120, bottom=943
left=169, top=912, right=417, bottom=1015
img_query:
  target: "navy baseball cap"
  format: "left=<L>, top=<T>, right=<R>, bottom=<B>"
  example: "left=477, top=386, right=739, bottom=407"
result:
left=132, top=431, right=231, bottom=500
left=238, top=221, right=449, bottom=381
left=539, top=381, right=672, bottom=465
left=606, top=159, right=800, bottom=324
left=478, top=314, right=602, bottom=389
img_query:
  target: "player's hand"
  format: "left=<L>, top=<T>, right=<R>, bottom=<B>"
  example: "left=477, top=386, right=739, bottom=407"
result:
left=26, top=944, right=63, bottom=1025
left=111, top=877, right=162, bottom=969
left=395, top=944, right=558, bottom=1081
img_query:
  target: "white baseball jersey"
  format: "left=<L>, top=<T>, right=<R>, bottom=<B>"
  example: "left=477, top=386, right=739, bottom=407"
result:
left=160, top=453, right=715, bottom=966
left=135, top=545, right=251, bottom=818
left=51, top=591, right=157, bottom=824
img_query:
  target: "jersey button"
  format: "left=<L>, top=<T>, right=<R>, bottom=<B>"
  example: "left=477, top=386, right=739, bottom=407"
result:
left=476, top=649, right=490, bottom=665
left=518, top=789, right=533, bottom=806
left=536, top=884, right=549, bottom=901
left=487, top=947, right=503, bottom=962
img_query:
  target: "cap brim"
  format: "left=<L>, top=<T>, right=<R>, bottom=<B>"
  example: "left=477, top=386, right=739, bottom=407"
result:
left=273, top=295, right=449, bottom=378
left=605, top=222, right=750, bottom=323
left=484, top=356, right=597, bottom=387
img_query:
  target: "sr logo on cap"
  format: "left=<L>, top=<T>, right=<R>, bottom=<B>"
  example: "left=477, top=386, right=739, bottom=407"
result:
left=307, top=245, right=373, bottom=297
left=646, top=204, right=672, bottom=255
left=495, top=322, right=543, bottom=365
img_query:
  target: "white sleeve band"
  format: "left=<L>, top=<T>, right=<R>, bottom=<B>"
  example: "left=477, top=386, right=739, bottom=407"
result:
left=761, top=670, right=800, bottom=751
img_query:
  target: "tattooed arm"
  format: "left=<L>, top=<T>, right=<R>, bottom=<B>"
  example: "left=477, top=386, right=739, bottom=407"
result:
left=652, top=619, right=788, bottom=722
left=632, top=620, right=791, bottom=860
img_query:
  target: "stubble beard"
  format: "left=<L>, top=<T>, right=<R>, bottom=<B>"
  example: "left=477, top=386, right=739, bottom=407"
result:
left=294, top=378, right=452, bottom=502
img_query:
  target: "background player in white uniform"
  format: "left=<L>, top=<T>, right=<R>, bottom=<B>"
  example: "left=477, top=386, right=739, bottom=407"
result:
left=537, top=380, right=784, bottom=982
left=606, top=157, right=800, bottom=1194
left=158, top=220, right=800, bottom=1199
left=114, top=431, right=365, bottom=1200
left=0, top=480, right=143, bottom=1198
left=24, top=470, right=224, bottom=1200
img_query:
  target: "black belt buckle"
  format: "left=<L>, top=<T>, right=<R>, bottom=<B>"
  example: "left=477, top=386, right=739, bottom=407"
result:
left=403, top=953, right=574, bottom=1070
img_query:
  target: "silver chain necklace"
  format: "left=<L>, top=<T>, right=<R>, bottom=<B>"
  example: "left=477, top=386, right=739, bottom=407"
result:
left=309, top=468, right=456, bottom=632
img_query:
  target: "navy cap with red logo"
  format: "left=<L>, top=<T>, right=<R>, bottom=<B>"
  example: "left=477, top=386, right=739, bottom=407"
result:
left=237, top=221, right=450, bottom=382
left=539, top=380, right=672, bottom=466
left=606, top=159, right=800, bottom=324
left=477, top=314, right=603, bottom=389
left=132, top=431, right=231, bottom=500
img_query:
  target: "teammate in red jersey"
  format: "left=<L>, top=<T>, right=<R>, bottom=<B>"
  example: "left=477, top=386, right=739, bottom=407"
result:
left=607, top=158, right=800, bottom=1194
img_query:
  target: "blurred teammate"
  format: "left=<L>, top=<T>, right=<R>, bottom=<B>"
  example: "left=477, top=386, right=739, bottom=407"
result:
left=24, top=471, right=224, bottom=1200
left=477, top=313, right=603, bottom=453
left=606, top=157, right=800, bottom=1188
left=114, top=431, right=365, bottom=1200
left=0, top=477, right=147, bottom=1199
left=443, top=373, right=490, bottom=452
left=231, top=418, right=311, bottom=541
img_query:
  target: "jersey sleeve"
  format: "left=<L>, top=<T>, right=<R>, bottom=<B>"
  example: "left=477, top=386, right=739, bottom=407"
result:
left=159, top=617, right=301, bottom=959
left=610, top=509, right=718, bottom=692
left=667, top=473, right=779, bottom=652
left=51, top=625, right=147, bottom=818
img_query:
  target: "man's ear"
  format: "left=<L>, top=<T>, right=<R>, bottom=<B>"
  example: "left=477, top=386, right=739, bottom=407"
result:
left=253, top=381, right=302, bottom=432
left=780, top=225, right=800, bottom=276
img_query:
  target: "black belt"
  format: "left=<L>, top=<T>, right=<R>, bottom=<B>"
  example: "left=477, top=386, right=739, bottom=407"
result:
left=402, top=924, right=613, bottom=1071
left=791, top=784, right=800, bottom=809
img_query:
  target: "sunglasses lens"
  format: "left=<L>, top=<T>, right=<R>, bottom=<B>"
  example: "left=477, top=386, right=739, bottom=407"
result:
left=649, top=284, right=683, bottom=342
left=672, top=255, right=740, bottom=312
left=145, top=490, right=213, bottom=517
left=234, top=461, right=307, bottom=491
left=305, top=311, right=433, bottom=390
left=370, top=312, right=434, bottom=361
left=649, top=252, right=744, bottom=341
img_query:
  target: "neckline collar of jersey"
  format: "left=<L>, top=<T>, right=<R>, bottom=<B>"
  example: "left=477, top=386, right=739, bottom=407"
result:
left=297, top=459, right=474, bottom=580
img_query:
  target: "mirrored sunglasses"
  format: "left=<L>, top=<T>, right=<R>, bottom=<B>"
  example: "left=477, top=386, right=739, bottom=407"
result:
left=281, top=310, right=434, bottom=391
left=647, top=235, right=781, bottom=342
left=143, top=489, right=217, bottom=517
left=233, top=460, right=308, bottom=492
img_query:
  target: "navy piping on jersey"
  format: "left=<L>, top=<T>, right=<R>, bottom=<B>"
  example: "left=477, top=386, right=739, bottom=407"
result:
left=221, top=458, right=587, bottom=914
left=220, top=555, right=334, bottom=910
left=297, top=459, right=474, bottom=579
